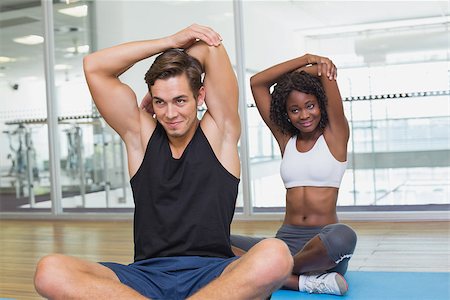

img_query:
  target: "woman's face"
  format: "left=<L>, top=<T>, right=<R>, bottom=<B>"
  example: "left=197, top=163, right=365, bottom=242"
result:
left=285, top=90, right=321, bottom=134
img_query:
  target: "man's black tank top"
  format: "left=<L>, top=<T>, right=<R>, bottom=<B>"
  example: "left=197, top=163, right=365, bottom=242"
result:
left=130, top=122, right=239, bottom=261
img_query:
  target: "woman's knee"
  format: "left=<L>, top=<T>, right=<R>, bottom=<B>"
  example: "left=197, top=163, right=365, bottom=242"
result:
left=230, top=234, right=263, bottom=252
left=319, top=224, right=357, bottom=263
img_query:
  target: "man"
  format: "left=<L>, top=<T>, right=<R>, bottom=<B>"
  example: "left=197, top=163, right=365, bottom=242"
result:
left=34, top=24, right=293, bottom=299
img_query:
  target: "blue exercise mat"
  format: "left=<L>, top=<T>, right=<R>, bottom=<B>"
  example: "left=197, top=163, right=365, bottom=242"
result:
left=271, top=271, right=450, bottom=300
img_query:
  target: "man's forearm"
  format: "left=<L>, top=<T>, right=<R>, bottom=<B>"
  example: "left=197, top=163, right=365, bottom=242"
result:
left=84, top=24, right=222, bottom=79
left=83, top=38, right=173, bottom=78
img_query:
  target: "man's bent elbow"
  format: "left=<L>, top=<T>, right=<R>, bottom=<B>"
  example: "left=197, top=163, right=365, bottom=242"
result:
left=83, top=53, right=97, bottom=76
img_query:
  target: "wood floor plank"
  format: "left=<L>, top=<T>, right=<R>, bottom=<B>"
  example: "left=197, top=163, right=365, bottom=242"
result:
left=0, top=220, right=448, bottom=299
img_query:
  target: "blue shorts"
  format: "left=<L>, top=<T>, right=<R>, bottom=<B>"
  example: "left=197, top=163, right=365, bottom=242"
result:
left=101, top=256, right=239, bottom=299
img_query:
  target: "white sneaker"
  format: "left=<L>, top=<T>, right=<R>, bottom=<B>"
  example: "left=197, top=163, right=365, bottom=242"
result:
left=299, top=272, right=348, bottom=295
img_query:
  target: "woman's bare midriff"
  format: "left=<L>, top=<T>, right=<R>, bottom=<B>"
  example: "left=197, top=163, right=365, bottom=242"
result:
left=283, top=186, right=339, bottom=227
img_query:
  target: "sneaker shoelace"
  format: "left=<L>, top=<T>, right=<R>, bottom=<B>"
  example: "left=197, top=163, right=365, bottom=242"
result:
left=305, top=272, right=336, bottom=294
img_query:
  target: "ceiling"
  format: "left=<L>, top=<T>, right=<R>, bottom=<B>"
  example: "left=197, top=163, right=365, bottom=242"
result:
left=1, top=0, right=90, bottom=85
left=0, top=0, right=449, bottom=86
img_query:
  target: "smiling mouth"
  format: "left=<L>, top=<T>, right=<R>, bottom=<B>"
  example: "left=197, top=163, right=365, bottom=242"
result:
left=299, top=121, right=313, bottom=127
left=166, top=121, right=181, bottom=129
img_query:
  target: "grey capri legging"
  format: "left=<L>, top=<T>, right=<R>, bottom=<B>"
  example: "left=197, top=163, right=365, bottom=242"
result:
left=231, top=223, right=357, bottom=275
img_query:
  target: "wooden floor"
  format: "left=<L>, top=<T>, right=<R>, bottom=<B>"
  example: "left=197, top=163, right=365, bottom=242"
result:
left=0, top=219, right=449, bottom=299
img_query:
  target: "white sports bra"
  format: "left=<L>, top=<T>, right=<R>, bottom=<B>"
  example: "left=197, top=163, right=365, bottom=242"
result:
left=280, top=135, right=347, bottom=188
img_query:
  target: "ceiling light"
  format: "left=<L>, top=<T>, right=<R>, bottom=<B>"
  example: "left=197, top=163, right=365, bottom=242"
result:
left=0, top=56, right=16, bottom=63
left=58, top=5, right=88, bottom=17
left=386, top=50, right=448, bottom=64
left=13, top=35, right=44, bottom=45
left=21, top=76, right=39, bottom=81
left=299, top=16, right=450, bottom=37
left=66, top=45, right=90, bottom=53
left=55, top=64, right=72, bottom=70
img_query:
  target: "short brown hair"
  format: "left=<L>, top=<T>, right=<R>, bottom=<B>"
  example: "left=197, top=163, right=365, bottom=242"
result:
left=144, top=49, right=203, bottom=98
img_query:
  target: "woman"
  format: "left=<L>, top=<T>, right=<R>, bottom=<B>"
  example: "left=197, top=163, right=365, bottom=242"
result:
left=231, top=54, right=357, bottom=296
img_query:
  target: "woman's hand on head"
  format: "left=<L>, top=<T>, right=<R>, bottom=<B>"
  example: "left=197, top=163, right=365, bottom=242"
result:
left=304, top=54, right=337, bottom=80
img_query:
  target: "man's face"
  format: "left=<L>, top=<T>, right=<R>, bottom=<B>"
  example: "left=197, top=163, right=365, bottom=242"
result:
left=151, top=74, right=203, bottom=139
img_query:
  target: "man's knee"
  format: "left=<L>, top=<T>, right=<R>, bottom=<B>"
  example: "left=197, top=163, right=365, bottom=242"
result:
left=34, top=254, right=68, bottom=297
left=253, top=238, right=293, bottom=281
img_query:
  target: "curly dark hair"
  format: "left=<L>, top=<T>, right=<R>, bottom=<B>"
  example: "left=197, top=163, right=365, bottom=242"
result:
left=144, top=49, right=203, bottom=98
left=270, top=70, right=328, bottom=136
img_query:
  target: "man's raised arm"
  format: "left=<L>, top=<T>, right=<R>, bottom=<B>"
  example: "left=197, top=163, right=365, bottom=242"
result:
left=83, top=39, right=172, bottom=142
left=186, top=37, right=240, bottom=179
left=186, top=41, right=240, bottom=137
left=83, top=24, right=222, bottom=142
